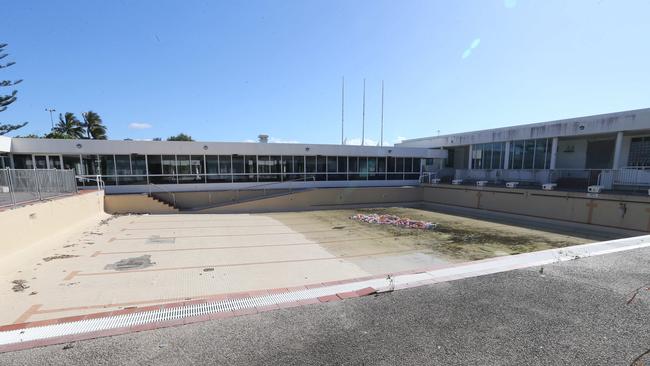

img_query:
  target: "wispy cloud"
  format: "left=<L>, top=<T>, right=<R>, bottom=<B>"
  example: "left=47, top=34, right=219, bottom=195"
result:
left=461, top=38, right=481, bottom=59
left=128, top=122, right=152, bottom=129
left=269, top=137, right=300, bottom=144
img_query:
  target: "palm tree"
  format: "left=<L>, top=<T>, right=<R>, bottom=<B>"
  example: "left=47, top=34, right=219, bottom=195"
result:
left=52, top=112, right=84, bottom=139
left=81, top=110, right=107, bottom=139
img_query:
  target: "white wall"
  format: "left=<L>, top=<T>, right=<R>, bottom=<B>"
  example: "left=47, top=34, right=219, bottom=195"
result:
left=556, top=139, right=587, bottom=169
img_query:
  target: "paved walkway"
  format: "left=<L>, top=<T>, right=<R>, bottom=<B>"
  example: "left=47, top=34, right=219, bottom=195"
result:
left=1, top=245, right=649, bottom=365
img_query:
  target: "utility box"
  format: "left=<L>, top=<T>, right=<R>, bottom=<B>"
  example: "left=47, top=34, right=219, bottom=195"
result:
left=431, top=178, right=441, bottom=184
left=0, top=186, right=8, bottom=193
left=588, top=185, right=604, bottom=193
left=542, top=183, right=557, bottom=191
left=452, top=179, right=463, bottom=185
left=476, top=181, right=488, bottom=187
left=505, top=182, right=519, bottom=188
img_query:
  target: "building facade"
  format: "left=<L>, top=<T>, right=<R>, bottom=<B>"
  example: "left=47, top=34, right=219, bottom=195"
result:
left=0, top=138, right=444, bottom=193
left=397, top=108, right=650, bottom=189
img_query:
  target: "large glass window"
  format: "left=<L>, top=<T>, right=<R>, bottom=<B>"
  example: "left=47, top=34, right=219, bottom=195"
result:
left=349, top=157, right=358, bottom=172
left=12, top=154, right=33, bottom=169
left=316, top=156, right=327, bottom=173
left=206, top=155, right=219, bottom=174
left=218, top=155, right=231, bottom=174
left=327, top=156, right=337, bottom=173
left=232, top=155, right=245, bottom=174
left=337, top=157, right=347, bottom=173
left=176, top=155, right=191, bottom=174
left=293, top=156, right=305, bottom=173
left=534, top=139, right=547, bottom=169
left=306, top=156, right=316, bottom=173
left=63, top=155, right=82, bottom=174
left=148, top=155, right=162, bottom=174
left=511, top=141, right=524, bottom=169
left=132, top=155, right=147, bottom=175
left=115, top=155, right=131, bottom=175
left=98, top=155, right=115, bottom=175
left=523, top=141, right=535, bottom=169
left=190, top=155, right=204, bottom=175
left=162, top=155, right=176, bottom=174
left=257, top=156, right=270, bottom=173
left=629, top=136, right=650, bottom=167
left=244, top=155, right=257, bottom=174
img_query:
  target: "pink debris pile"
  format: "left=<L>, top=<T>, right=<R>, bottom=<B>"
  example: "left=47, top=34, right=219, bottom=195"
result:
left=350, top=213, right=438, bottom=230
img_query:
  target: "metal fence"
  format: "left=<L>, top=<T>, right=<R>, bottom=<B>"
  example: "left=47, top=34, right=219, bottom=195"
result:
left=0, top=169, right=78, bottom=208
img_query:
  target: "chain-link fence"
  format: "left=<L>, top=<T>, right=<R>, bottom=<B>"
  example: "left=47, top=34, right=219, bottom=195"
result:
left=0, top=169, right=78, bottom=208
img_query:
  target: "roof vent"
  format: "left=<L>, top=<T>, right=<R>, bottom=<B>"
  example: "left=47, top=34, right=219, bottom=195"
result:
left=258, top=134, right=269, bottom=143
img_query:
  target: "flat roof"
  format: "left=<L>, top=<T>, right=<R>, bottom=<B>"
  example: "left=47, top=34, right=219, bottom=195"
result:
left=398, top=107, right=650, bottom=148
left=8, top=138, right=445, bottom=158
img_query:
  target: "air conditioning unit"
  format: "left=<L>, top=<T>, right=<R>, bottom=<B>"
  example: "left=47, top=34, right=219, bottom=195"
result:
left=587, top=185, right=604, bottom=193
left=476, top=180, right=488, bottom=187
left=0, top=186, right=9, bottom=193
left=452, top=179, right=463, bottom=185
left=542, top=183, right=557, bottom=191
left=431, top=178, right=441, bottom=184
left=505, top=182, right=519, bottom=188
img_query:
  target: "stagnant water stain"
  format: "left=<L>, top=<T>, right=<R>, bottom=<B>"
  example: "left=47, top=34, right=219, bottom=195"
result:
left=105, top=255, right=156, bottom=271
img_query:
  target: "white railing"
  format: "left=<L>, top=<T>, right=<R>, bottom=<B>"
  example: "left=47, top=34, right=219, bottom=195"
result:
left=423, top=168, right=650, bottom=189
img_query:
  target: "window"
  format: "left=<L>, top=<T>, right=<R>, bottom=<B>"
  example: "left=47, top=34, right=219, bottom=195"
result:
left=63, top=155, right=82, bottom=174
left=232, top=155, right=245, bottom=174
left=533, top=139, right=547, bottom=169
left=12, top=154, right=33, bottom=169
left=327, top=156, right=337, bottom=173
left=244, top=155, right=257, bottom=174
left=162, top=155, right=176, bottom=174
left=206, top=155, right=219, bottom=174
left=337, top=156, right=347, bottom=173
left=218, top=155, right=231, bottom=173
left=510, top=141, right=524, bottom=169
left=132, top=155, right=147, bottom=175
left=293, top=156, right=305, bottom=173
left=348, top=157, right=358, bottom=172
left=115, top=155, right=131, bottom=175
left=190, top=155, right=204, bottom=175
left=176, top=155, right=190, bottom=174
left=316, top=155, right=327, bottom=173
left=98, top=155, right=115, bottom=175
left=306, top=156, right=316, bottom=173
left=629, top=136, right=650, bottom=167
left=148, top=155, right=162, bottom=174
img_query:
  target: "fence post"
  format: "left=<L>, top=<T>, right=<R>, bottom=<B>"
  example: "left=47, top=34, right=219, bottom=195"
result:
left=35, top=170, right=42, bottom=200
left=6, top=169, right=16, bottom=207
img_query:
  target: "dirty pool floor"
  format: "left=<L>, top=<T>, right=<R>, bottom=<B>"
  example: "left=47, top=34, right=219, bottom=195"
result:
left=1, top=207, right=591, bottom=326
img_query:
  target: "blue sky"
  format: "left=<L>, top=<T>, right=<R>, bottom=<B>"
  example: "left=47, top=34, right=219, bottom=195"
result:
left=2, top=0, right=649, bottom=144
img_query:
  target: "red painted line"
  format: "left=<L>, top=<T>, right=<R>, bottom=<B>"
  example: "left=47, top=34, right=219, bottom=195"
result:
left=12, top=304, right=42, bottom=324
left=90, top=251, right=101, bottom=257
left=62, top=270, right=80, bottom=281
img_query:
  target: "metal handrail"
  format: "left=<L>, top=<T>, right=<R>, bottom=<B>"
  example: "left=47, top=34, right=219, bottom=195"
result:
left=233, top=176, right=317, bottom=201
left=148, top=182, right=177, bottom=207
left=76, top=174, right=105, bottom=191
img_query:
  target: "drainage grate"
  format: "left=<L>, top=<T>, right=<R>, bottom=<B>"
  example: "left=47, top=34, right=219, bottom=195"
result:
left=0, top=279, right=387, bottom=346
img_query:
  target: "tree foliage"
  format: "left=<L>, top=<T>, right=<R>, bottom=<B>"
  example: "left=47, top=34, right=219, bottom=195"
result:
left=0, top=43, right=28, bottom=135
left=47, top=112, right=84, bottom=139
left=167, top=133, right=194, bottom=141
left=82, top=110, right=107, bottom=139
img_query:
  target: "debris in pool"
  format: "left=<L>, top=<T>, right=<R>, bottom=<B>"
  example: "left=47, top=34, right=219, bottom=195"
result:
left=350, top=214, right=437, bottom=230
left=105, top=255, right=156, bottom=271
left=43, top=254, right=79, bottom=262
left=11, top=280, right=29, bottom=292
